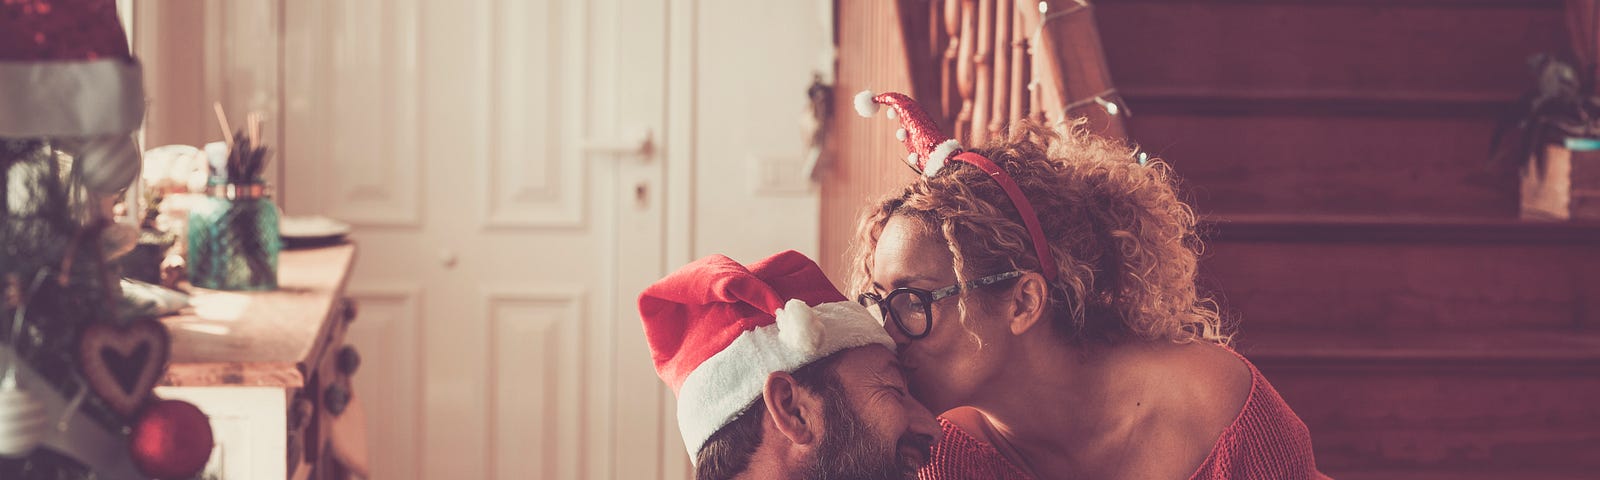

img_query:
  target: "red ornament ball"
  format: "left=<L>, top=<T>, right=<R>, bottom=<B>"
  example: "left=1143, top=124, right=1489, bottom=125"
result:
left=129, top=399, right=215, bottom=480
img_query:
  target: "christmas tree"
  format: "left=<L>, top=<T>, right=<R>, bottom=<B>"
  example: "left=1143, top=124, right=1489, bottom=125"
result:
left=1, top=1, right=214, bottom=479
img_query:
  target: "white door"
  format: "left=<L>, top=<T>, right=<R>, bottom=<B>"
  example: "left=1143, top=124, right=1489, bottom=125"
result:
left=281, top=0, right=681, bottom=478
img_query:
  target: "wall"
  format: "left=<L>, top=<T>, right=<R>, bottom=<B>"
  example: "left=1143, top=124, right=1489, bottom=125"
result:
left=690, top=1, right=831, bottom=264
left=133, top=1, right=834, bottom=477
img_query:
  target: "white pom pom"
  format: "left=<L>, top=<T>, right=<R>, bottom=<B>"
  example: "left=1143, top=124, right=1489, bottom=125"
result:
left=775, top=299, right=825, bottom=354
left=895, top=128, right=907, bottom=141
left=924, top=139, right=962, bottom=177
left=886, top=109, right=898, bottom=120
left=907, top=153, right=920, bottom=168
left=853, top=90, right=879, bottom=118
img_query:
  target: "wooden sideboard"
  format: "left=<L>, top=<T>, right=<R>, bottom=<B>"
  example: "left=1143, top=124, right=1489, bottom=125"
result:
left=157, top=244, right=364, bottom=480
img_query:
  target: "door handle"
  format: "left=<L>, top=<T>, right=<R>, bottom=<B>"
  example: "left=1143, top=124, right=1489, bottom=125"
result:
left=583, top=128, right=654, bottom=159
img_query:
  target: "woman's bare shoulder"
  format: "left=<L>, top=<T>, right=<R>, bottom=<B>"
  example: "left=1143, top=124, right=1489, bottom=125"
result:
left=1118, top=341, right=1255, bottom=479
left=1152, top=340, right=1260, bottom=441
left=940, top=406, right=994, bottom=441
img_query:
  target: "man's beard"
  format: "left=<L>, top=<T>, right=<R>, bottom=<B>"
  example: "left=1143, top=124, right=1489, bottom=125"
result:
left=803, top=392, right=933, bottom=480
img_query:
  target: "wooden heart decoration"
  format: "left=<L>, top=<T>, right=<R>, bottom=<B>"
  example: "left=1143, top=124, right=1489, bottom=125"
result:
left=78, top=318, right=171, bottom=416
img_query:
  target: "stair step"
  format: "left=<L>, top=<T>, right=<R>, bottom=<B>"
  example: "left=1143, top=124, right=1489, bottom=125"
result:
left=1329, top=469, right=1596, bottom=480
left=1197, top=232, right=1600, bottom=331
left=1240, top=330, right=1600, bottom=366
left=1236, top=330, right=1600, bottom=473
left=1097, top=0, right=1566, bottom=217
left=1201, top=214, right=1600, bottom=245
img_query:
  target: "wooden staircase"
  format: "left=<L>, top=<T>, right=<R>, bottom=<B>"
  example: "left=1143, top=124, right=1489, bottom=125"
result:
left=1095, top=0, right=1600, bottom=476
left=824, top=0, right=1600, bottom=477
left=1198, top=215, right=1600, bottom=478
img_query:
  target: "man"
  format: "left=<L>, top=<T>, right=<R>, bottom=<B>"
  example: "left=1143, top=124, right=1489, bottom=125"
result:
left=639, top=250, right=941, bottom=480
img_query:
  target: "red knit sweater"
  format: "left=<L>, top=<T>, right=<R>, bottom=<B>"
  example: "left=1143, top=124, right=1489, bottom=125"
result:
left=918, top=352, right=1328, bottom=480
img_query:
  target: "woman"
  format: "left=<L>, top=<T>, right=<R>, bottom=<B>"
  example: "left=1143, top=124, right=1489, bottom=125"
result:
left=849, top=91, right=1326, bottom=479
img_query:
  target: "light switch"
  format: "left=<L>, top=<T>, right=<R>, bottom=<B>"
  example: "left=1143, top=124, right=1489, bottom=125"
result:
left=751, top=155, right=810, bottom=195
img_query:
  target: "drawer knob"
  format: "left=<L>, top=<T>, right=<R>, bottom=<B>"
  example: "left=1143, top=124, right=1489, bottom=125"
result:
left=341, top=298, right=359, bottom=324
left=337, top=346, right=362, bottom=375
left=324, top=384, right=351, bottom=417
left=290, top=397, right=315, bottom=429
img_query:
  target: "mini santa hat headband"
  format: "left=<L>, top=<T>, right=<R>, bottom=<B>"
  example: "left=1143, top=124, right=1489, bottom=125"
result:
left=855, top=90, right=1058, bottom=283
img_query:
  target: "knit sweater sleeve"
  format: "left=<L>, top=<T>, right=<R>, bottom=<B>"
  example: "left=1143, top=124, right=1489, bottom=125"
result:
left=917, top=418, right=1034, bottom=480
left=1187, top=353, right=1332, bottom=480
left=917, top=352, right=1330, bottom=480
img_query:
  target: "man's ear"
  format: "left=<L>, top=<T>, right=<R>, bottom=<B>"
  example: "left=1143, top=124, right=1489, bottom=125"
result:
left=1007, top=272, right=1049, bottom=336
left=763, top=371, right=825, bottom=448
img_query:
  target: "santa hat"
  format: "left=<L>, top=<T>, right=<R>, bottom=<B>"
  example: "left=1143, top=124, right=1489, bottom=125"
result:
left=0, top=0, right=146, bottom=193
left=638, top=250, right=894, bottom=460
left=854, top=90, right=962, bottom=177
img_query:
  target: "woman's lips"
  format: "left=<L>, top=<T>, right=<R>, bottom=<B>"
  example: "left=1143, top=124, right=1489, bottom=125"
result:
left=898, top=359, right=918, bottom=374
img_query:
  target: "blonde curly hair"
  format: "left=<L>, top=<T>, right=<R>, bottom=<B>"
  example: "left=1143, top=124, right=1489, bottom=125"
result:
left=849, top=120, right=1229, bottom=347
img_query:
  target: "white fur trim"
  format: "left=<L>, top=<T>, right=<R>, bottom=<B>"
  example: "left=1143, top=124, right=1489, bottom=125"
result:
left=854, top=90, right=879, bottom=118
left=895, top=128, right=907, bottom=141
left=674, top=301, right=894, bottom=462
left=923, top=139, right=962, bottom=177
left=0, top=59, right=145, bottom=137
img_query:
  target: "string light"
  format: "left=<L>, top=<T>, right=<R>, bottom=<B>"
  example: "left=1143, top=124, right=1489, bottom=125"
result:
left=1061, top=89, right=1128, bottom=118
left=1029, top=1, right=1125, bottom=120
left=1094, top=96, right=1120, bottom=116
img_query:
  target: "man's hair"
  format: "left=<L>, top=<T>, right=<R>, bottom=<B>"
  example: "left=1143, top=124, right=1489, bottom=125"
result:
left=694, top=351, right=850, bottom=480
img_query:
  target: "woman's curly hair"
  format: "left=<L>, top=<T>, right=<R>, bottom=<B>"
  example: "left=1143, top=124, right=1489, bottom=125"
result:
left=849, top=119, right=1229, bottom=347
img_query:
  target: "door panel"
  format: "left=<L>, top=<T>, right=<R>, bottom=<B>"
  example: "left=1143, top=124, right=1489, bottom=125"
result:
left=282, top=0, right=671, bottom=478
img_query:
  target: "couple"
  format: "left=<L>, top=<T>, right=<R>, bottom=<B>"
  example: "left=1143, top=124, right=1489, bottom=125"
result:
left=638, top=92, right=1327, bottom=480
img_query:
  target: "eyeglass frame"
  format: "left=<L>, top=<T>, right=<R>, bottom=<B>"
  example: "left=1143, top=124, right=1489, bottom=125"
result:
left=857, top=270, right=1026, bottom=340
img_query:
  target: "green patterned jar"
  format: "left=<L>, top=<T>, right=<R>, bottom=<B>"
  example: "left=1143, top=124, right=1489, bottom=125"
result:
left=186, top=182, right=281, bottom=290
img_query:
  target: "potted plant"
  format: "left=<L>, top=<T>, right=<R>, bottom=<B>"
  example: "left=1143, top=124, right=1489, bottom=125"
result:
left=1492, top=53, right=1600, bottom=220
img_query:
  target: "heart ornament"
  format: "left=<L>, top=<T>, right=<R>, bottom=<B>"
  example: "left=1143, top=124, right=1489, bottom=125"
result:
left=78, top=319, right=170, bottom=416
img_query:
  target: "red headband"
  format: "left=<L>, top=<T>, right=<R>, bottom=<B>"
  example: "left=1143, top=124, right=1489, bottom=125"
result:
left=854, top=90, right=1058, bottom=283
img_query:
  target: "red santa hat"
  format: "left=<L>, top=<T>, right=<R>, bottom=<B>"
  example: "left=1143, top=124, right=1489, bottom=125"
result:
left=0, top=0, right=146, bottom=192
left=638, top=250, right=894, bottom=460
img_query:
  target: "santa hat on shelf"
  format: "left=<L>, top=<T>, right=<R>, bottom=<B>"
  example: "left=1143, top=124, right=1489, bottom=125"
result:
left=0, top=0, right=146, bottom=193
left=639, top=250, right=894, bottom=460
left=854, top=90, right=962, bottom=177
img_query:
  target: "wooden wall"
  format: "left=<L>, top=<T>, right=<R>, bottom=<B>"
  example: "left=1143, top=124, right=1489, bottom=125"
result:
left=820, top=0, right=920, bottom=289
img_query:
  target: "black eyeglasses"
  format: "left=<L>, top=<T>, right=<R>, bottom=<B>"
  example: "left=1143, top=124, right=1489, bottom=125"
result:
left=857, top=271, right=1025, bottom=339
